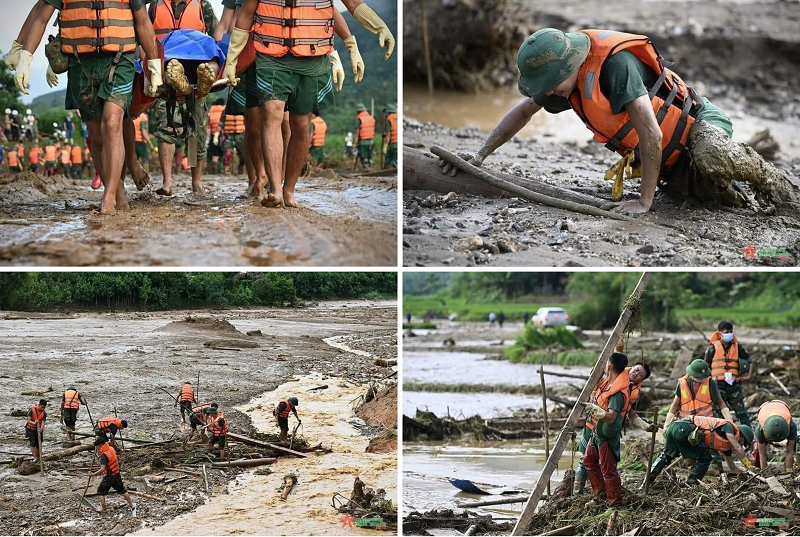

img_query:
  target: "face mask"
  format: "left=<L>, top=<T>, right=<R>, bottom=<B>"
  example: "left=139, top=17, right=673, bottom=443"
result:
left=722, top=332, right=734, bottom=343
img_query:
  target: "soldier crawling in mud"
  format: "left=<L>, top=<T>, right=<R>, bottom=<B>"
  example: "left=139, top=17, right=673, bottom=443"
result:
left=439, top=28, right=800, bottom=214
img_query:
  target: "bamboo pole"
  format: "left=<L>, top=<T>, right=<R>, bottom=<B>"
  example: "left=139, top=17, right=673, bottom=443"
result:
left=420, top=0, right=434, bottom=95
left=643, top=407, right=659, bottom=494
left=38, top=428, right=44, bottom=476
left=539, top=365, right=550, bottom=497
left=512, top=272, right=652, bottom=536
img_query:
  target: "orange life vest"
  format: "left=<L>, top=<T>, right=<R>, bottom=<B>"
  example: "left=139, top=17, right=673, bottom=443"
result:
left=192, top=404, right=211, bottom=414
left=567, top=30, right=700, bottom=170
left=677, top=375, right=715, bottom=418
left=71, top=146, right=83, bottom=164
left=691, top=415, right=739, bottom=452
left=7, top=151, right=18, bottom=167
left=60, top=0, right=138, bottom=55
left=97, top=416, right=124, bottom=433
left=45, top=146, right=56, bottom=162
left=17, top=144, right=24, bottom=159
left=209, top=412, right=228, bottom=436
left=278, top=399, right=294, bottom=418
left=63, top=389, right=81, bottom=410
left=709, top=331, right=739, bottom=382
left=208, top=104, right=225, bottom=134
left=223, top=114, right=245, bottom=134
left=386, top=112, right=398, bottom=143
left=29, top=148, right=41, bottom=165
left=180, top=383, right=195, bottom=402
left=133, top=114, right=147, bottom=142
left=757, top=400, right=792, bottom=440
left=26, top=405, right=45, bottom=430
left=252, top=0, right=334, bottom=58
left=357, top=111, right=375, bottom=140
left=98, top=442, right=120, bottom=475
left=310, top=116, right=327, bottom=147
left=586, top=369, right=631, bottom=431
left=61, top=149, right=71, bottom=165
left=152, top=0, right=206, bottom=38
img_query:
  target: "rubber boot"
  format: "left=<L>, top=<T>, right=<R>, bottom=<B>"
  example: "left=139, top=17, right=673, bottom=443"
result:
left=574, top=472, right=587, bottom=494
left=643, top=453, right=673, bottom=489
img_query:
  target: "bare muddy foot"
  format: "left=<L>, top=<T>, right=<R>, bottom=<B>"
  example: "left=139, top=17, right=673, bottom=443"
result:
left=156, top=187, right=173, bottom=197
left=196, top=62, right=216, bottom=98
left=129, top=160, right=151, bottom=191
left=99, top=196, right=117, bottom=214
left=192, top=182, right=205, bottom=195
left=166, top=59, right=191, bottom=96
left=261, top=192, right=285, bottom=208
left=283, top=190, right=300, bottom=208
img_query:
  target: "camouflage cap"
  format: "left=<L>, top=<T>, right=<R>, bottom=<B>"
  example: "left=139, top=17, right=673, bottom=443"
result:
left=517, top=29, right=590, bottom=98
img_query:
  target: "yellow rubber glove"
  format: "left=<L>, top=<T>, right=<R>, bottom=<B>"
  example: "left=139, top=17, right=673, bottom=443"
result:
left=603, top=150, right=636, bottom=201
left=663, top=412, right=676, bottom=430
left=741, top=456, right=753, bottom=469
left=46, top=65, right=59, bottom=88
left=582, top=402, right=607, bottom=419
left=6, top=40, right=23, bottom=71
left=223, top=27, right=249, bottom=87
left=14, top=50, right=33, bottom=95
left=329, top=50, right=345, bottom=92
left=721, top=408, right=734, bottom=422
left=343, top=36, right=364, bottom=83
left=145, top=59, right=163, bottom=97
left=353, top=4, right=395, bottom=60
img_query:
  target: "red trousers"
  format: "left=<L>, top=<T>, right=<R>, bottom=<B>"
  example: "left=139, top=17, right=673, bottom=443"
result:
left=583, top=439, right=622, bottom=507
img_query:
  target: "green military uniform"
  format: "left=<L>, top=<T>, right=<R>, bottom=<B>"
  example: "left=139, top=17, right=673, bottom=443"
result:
left=384, top=105, right=397, bottom=168
left=45, top=0, right=145, bottom=122
left=704, top=343, right=752, bottom=426
left=309, top=121, right=324, bottom=163
left=218, top=116, right=245, bottom=161
left=653, top=418, right=738, bottom=483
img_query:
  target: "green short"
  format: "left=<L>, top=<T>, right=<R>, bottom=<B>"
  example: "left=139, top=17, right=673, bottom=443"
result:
left=30, top=164, right=40, bottom=172
left=65, top=52, right=137, bottom=122
left=227, top=68, right=259, bottom=115
left=252, top=54, right=334, bottom=115
left=310, top=145, right=324, bottom=163
left=386, top=142, right=398, bottom=167
left=135, top=141, right=149, bottom=162
left=358, top=140, right=374, bottom=160
left=45, top=161, right=56, bottom=170
left=208, top=141, right=223, bottom=158
left=9, top=165, right=20, bottom=172
left=223, top=132, right=245, bottom=154
left=153, top=99, right=208, bottom=159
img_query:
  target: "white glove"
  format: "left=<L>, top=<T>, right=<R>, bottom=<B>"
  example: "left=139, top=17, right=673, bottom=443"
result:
left=629, top=414, right=650, bottom=431
left=352, top=4, right=395, bottom=60
left=655, top=429, right=665, bottom=443
left=343, top=36, right=364, bottom=83
left=213, top=131, right=220, bottom=146
left=663, top=412, right=676, bottom=429
left=223, top=28, right=249, bottom=87
left=583, top=403, right=607, bottom=419
left=46, top=65, right=59, bottom=88
left=145, top=59, right=163, bottom=97
left=6, top=41, right=23, bottom=71
left=721, top=407, right=734, bottom=422
left=14, top=50, right=33, bottom=95
left=329, top=50, right=345, bottom=92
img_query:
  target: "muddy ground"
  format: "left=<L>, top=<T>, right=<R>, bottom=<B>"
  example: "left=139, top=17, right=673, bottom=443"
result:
left=403, top=0, right=800, bottom=267
left=0, top=169, right=397, bottom=267
left=0, top=300, right=397, bottom=535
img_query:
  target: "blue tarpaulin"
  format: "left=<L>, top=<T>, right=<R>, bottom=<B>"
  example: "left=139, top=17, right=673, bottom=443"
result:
left=136, top=30, right=226, bottom=73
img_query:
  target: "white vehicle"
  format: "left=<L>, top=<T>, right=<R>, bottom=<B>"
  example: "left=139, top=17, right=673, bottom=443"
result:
left=531, top=307, right=569, bottom=328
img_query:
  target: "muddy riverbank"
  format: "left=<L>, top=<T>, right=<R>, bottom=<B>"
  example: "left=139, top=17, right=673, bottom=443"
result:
left=0, top=301, right=397, bottom=535
left=0, top=170, right=397, bottom=267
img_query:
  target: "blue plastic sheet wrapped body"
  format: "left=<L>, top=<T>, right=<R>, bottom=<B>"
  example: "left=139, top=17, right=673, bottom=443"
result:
left=136, top=29, right=227, bottom=73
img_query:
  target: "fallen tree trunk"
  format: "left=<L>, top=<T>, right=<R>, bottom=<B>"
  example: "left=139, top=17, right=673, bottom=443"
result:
left=68, top=430, right=157, bottom=445
left=211, top=457, right=277, bottom=468
left=227, top=433, right=307, bottom=458
left=404, top=146, right=616, bottom=210
left=43, top=443, right=93, bottom=461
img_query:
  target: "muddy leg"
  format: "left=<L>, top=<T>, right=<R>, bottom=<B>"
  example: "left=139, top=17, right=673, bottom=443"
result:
left=157, top=141, right=175, bottom=196
left=283, top=112, right=311, bottom=208
left=244, top=122, right=258, bottom=196
left=98, top=495, right=107, bottom=512
left=689, top=121, right=800, bottom=211
left=99, top=102, right=126, bottom=214
left=281, top=111, right=290, bottom=188
left=123, top=117, right=150, bottom=190
left=191, top=160, right=205, bottom=194
left=260, top=100, right=287, bottom=208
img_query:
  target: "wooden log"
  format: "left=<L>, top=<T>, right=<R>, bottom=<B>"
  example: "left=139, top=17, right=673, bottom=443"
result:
left=464, top=525, right=479, bottom=536
left=457, top=496, right=530, bottom=508
left=202, top=464, right=209, bottom=493
left=280, top=475, right=297, bottom=500
left=163, top=467, right=202, bottom=477
left=68, top=429, right=157, bottom=445
left=512, top=273, right=652, bottom=536
left=227, top=432, right=308, bottom=458
left=374, top=359, right=397, bottom=367
left=769, top=372, right=791, bottom=396
left=403, top=146, right=616, bottom=210
left=542, top=525, right=577, bottom=536
left=211, top=457, right=277, bottom=468
left=539, top=366, right=550, bottom=497
left=41, top=443, right=93, bottom=462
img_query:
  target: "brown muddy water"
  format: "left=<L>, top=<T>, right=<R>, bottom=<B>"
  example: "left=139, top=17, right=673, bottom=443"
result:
left=0, top=171, right=397, bottom=267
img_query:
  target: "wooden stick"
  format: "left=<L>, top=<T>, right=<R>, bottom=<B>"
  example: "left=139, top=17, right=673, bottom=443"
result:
left=512, top=273, right=652, bottom=536
left=769, top=372, right=791, bottom=396
left=644, top=407, right=659, bottom=494
left=79, top=452, right=96, bottom=510
left=539, top=365, right=551, bottom=497
left=211, top=457, right=277, bottom=468
left=202, top=464, right=209, bottom=494
left=163, top=467, right=202, bottom=477
left=431, top=146, right=636, bottom=223
left=457, top=496, right=530, bottom=508
left=684, top=317, right=708, bottom=341
left=38, top=428, right=44, bottom=476
left=420, top=0, right=433, bottom=95
left=114, top=406, right=124, bottom=451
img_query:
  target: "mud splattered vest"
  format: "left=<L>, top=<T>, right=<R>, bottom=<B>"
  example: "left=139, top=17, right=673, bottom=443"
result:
left=180, top=383, right=195, bottom=402
left=97, top=416, right=123, bottom=433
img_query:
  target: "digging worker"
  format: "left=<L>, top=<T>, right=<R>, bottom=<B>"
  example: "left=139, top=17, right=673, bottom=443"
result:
left=188, top=401, right=217, bottom=442
left=275, top=397, right=301, bottom=442
left=754, top=400, right=797, bottom=472
left=354, top=103, right=375, bottom=170
left=645, top=415, right=754, bottom=487
left=665, top=359, right=734, bottom=427
left=25, top=399, right=48, bottom=462
left=61, top=386, right=87, bottom=441
left=96, top=416, right=128, bottom=446
left=704, top=321, right=752, bottom=426
left=575, top=358, right=656, bottom=495
left=439, top=28, right=800, bottom=214
left=92, top=437, right=136, bottom=514
left=203, top=406, right=227, bottom=459
left=176, top=381, right=197, bottom=423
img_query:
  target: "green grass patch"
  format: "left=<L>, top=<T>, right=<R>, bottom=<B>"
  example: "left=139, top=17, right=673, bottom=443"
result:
left=506, top=349, right=597, bottom=366
left=403, top=322, right=437, bottom=329
left=404, top=382, right=542, bottom=395
left=403, top=296, right=569, bottom=322
left=506, top=326, right=589, bottom=365
left=674, top=307, right=800, bottom=330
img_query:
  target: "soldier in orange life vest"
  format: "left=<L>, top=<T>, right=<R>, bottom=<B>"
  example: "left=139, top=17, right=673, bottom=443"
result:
left=664, top=359, right=733, bottom=432
left=202, top=406, right=228, bottom=459
left=92, top=437, right=136, bottom=514
left=175, top=381, right=197, bottom=423
left=703, top=321, right=752, bottom=426
left=61, top=386, right=87, bottom=441
left=188, top=402, right=216, bottom=442
left=44, top=142, right=57, bottom=177
left=28, top=144, right=42, bottom=174
left=25, top=399, right=48, bottom=462
left=275, top=397, right=301, bottom=442
left=309, top=112, right=327, bottom=167
left=207, top=99, right=226, bottom=175
left=439, top=28, right=800, bottom=214
left=96, top=416, right=128, bottom=447
left=7, top=147, right=21, bottom=172
left=70, top=144, right=84, bottom=179
left=132, top=113, right=151, bottom=171
left=383, top=104, right=398, bottom=168
left=354, top=103, right=376, bottom=169
left=753, top=400, right=797, bottom=472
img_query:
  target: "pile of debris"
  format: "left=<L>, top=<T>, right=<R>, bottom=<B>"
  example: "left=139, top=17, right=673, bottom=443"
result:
left=333, top=477, right=398, bottom=531
left=403, top=509, right=513, bottom=535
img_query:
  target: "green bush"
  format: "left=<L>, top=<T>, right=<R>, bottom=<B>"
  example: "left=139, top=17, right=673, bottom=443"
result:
left=403, top=322, right=436, bottom=329
left=252, top=274, right=297, bottom=306
left=506, top=326, right=588, bottom=364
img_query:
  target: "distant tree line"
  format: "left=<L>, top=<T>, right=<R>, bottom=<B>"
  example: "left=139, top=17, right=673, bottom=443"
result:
left=0, top=272, right=397, bottom=311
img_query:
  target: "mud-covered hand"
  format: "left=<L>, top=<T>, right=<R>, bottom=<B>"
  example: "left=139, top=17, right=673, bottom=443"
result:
left=46, top=65, right=59, bottom=88
left=329, top=50, right=345, bottom=92
left=353, top=4, right=395, bottom=60
left=343, top=36, right=364, bottom=83
left=145, top=59, right=163, bottom=97
left=582, top=402, right=607, bottom=419
left=5, top=41, right=23, bottom=71
left=14, top=50, right=33, bottom=95
left=223, top=27, right=249, bottom=87
left=438, top=151, right=484, bottom=177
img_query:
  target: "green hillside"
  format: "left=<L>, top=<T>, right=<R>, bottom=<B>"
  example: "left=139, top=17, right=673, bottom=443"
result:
left=30, top=89, right=67, bottom=115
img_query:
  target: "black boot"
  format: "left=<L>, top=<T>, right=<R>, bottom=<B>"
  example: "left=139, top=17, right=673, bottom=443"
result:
left=643, top=453, right=673, bottom=489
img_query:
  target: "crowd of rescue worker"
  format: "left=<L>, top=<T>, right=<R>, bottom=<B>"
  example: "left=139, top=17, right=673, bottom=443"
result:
left=23, top=380, right=302, bottom=516
left=5, top=0, right=397, bottom=213
left=576, top=320, right=797, bottom=509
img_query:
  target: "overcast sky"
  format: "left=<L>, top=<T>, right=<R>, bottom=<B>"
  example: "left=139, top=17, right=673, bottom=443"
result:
left=1, top=0, right=346, bottom=104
